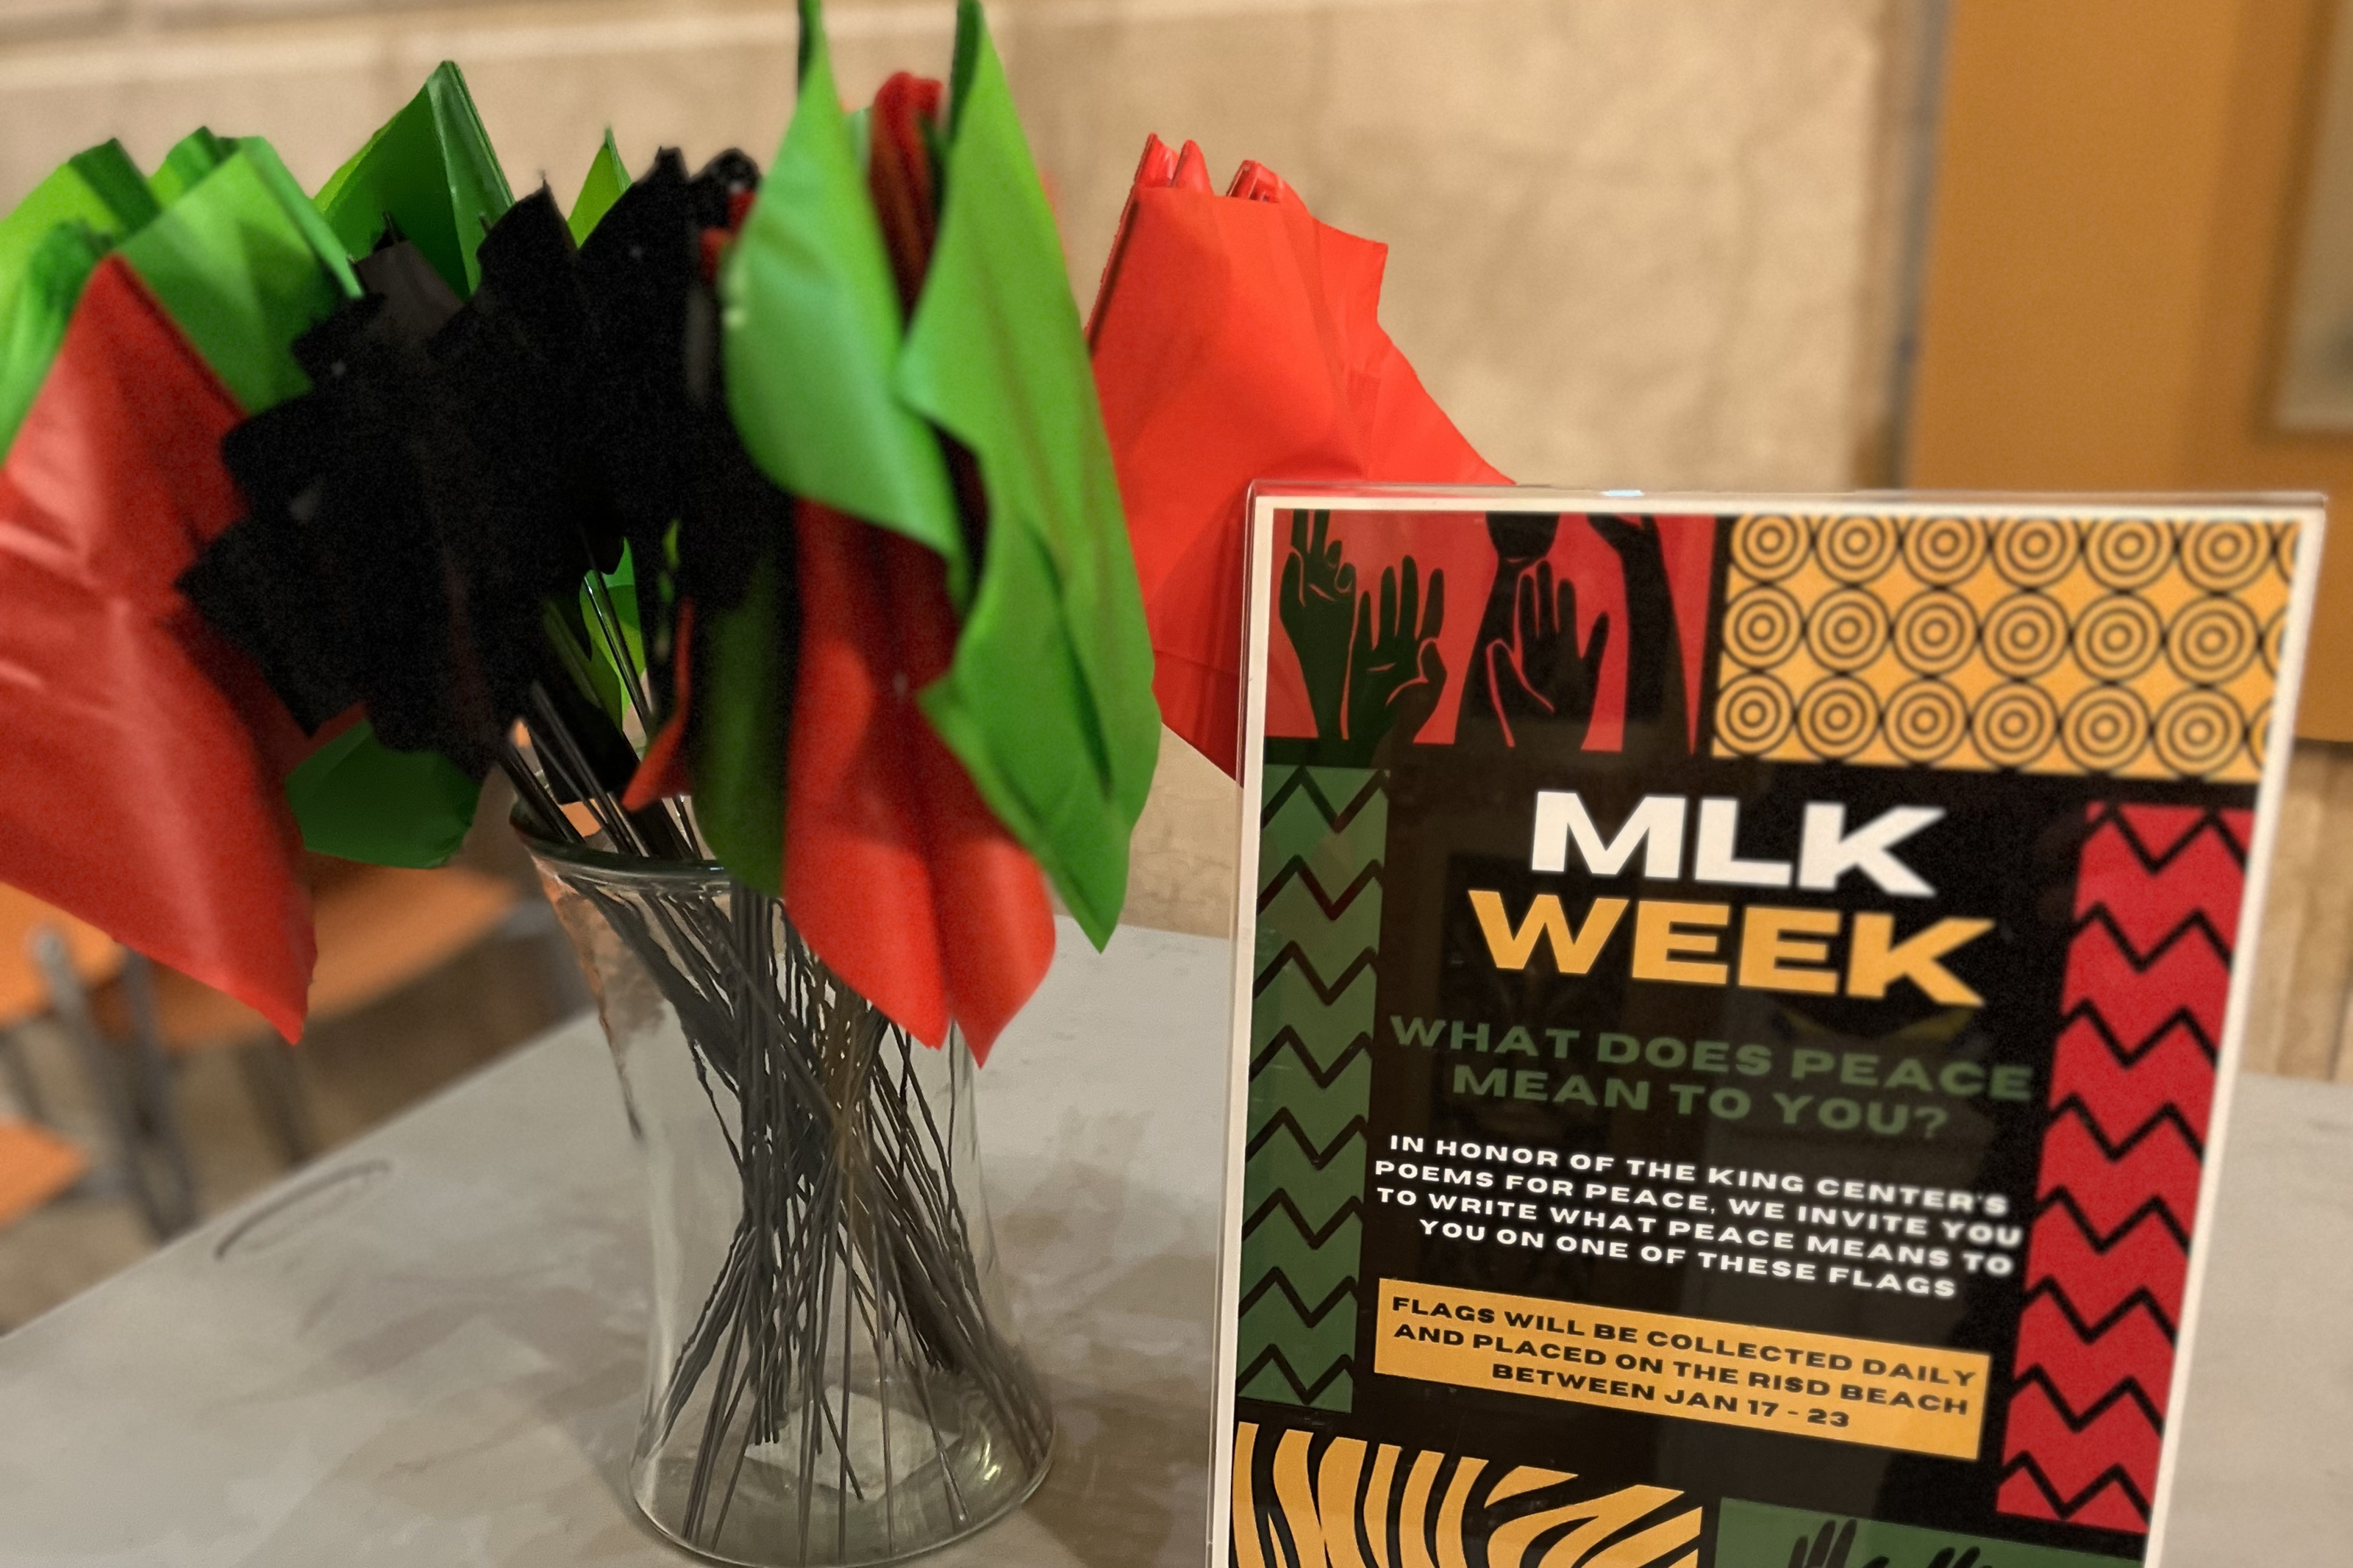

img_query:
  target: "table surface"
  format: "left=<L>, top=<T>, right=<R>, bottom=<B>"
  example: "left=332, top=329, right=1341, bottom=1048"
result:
left=0, top=920, right=2345, bottom=1567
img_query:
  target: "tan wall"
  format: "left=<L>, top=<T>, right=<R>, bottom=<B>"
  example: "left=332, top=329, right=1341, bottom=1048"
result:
left=0, top=0, right=1922, bottom=936
left=1911, top=0, right=2353, bottom=740
left=0, top=0, right=1909, bottom=496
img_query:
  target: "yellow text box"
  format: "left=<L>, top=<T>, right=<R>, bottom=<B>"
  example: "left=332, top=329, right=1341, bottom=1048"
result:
left=1374, top=1278, right=1988, bottom=1459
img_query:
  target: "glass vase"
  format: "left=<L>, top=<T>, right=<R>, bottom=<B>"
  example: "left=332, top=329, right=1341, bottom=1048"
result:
left=527, top=834, right=1053, bottom=1567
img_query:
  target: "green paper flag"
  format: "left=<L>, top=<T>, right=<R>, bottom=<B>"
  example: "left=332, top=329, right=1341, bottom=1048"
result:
left=897, top=0, right=1160, bottom=944
left=127, top=137, right=484, bottom=867
left=285, top=722, right=479, bottom=868
left=2, top=141, right=154, bottom=251
left=151, top=128, right=235, bottom=208
left=579, top=543, right=645, bottom=714
left=43, top=141, right=159, bottom=240
left=690, top=543, right=796, bottom=895
left=0, top=222, right=107, bottom=457
left=543, top=598, right=627, bottom=734
left=314, top=61, right=513, bottom=297
left=121, top=139, right=357, bottom=415
left=568, top=130, right=631, bottom=246
left=721, top=0, right=964, bottom=579
left=0, top=140, right=161, bottom=455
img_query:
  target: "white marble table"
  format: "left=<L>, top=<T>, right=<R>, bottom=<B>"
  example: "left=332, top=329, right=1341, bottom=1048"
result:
left=0, top=921, right=2344, bottom=1566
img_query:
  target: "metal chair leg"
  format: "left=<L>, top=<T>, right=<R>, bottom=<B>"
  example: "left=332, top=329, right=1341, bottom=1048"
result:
left=29, top=929, right=174, bottom=1239
left=0, top=1025, right=48, bottom=1125
left=118, top=953, right=200, bottom=1232
left=235, top=1041, right=317, bottom=1167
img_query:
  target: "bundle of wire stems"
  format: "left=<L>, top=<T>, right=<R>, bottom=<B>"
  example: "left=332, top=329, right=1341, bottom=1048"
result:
left=510, top=576, right=1051, bottom=1557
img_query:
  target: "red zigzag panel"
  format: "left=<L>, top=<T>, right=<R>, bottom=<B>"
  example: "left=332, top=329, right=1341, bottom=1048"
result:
left=1999, top=803, right=2248, bottom=1536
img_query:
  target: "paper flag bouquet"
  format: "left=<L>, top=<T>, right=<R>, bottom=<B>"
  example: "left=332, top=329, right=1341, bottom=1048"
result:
left=0, top=0, right=1493, bottom=1061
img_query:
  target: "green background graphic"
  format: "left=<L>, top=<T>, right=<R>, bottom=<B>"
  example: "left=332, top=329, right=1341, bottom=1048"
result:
left=1718, top=1499, right=2137, bottom=1568
left=1236, top=763, right=1382, bottom=1411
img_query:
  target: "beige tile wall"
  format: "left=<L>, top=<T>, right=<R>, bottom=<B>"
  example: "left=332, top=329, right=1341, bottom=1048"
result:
left=0, top=0, right=1915, bottom=491
left=1020, top=1, right=1921, bottom=953
left=1010, top=0, right=1902, bottom=491
left=0, top=1, right=1947, bottom=967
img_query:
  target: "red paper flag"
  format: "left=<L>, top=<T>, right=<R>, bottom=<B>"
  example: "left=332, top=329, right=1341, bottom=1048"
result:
left=621, top=601, right=695, bottom=812
left=0, top=257, right=313, bottom=1039
left=783, top=504, right=1054, bottom=1059
left=774, top=74, right=1054, bottom=1059
left=1089, top=137, right=1507, bottom=776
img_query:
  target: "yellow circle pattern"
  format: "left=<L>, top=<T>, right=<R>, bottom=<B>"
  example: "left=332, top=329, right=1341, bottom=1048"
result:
left=1712, top=512, right=2293, bottom=781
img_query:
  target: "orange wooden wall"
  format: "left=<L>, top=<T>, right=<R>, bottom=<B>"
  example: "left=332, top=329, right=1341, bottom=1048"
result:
left=1912, top=0, right=2353, bottom=739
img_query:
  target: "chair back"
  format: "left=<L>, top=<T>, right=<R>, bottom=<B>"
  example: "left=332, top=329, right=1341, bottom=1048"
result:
left=0, top=887, right=120, bottom=1031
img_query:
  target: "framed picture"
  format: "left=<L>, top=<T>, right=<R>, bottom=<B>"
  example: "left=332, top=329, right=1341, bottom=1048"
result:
left=1212, top=487, right=2321, bottom=1568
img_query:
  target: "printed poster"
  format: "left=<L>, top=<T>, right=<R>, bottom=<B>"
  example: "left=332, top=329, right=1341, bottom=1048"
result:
left=1214, top=489, right=2321, bottom=1568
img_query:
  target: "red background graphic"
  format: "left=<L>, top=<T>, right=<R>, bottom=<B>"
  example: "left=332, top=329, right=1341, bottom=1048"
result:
left=1999, top=803, right=2248, bottom=1534
left=1263, top=509, right=1715, bottom=751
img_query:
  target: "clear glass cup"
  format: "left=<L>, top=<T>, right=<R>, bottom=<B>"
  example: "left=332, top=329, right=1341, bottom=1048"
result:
left=526, top=832, right=1053, bottom=1566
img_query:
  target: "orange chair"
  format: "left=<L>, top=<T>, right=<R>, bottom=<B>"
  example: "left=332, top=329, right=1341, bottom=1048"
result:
left=93, top=859, right=525, bottom=1191
left=0, top=1121, right=87, bottom=1228
left=0, top=886, right=117, bottom=1116
left=0, top=858, right=529, bottom=1241
left=0, top=888, right=127, bottom=1228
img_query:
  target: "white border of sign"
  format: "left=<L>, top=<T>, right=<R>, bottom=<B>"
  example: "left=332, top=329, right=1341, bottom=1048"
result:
left=1202, top=485, right=2325, bottom=1568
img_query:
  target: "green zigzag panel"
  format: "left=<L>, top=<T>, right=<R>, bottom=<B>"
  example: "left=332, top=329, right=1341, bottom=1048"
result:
left=1237, top=764, right=1382, bottom=1412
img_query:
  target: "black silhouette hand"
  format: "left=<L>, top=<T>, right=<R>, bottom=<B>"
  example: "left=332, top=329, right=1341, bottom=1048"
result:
left=1279, top=510, right=1356, bottom=741
left=1487, top=510, right=1560, bottom=568
left=1464, top=558, right=1610, bottom=748
left=1924, top=1550, right=1980, bottom=1568
left=1588, top=513, right=1689, bottom=754
left=1346, top=556, right=1446, bottom=753
left=1510, top=559, right=1610, bottom=731
left=1788, top=1519, right=1890, bottom=1568
left=1471, top=510, right=1559, bottom=668
left=1462, top=512, right=1565, bottom=748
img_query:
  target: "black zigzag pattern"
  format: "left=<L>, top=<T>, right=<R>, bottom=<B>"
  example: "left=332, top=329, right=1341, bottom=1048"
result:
left=1238, top=764, right=1383, bottom=1413
left=2001, top=803, right=2243, bottom=1537
left=1250, top=1028, right=1373, bottom=1089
